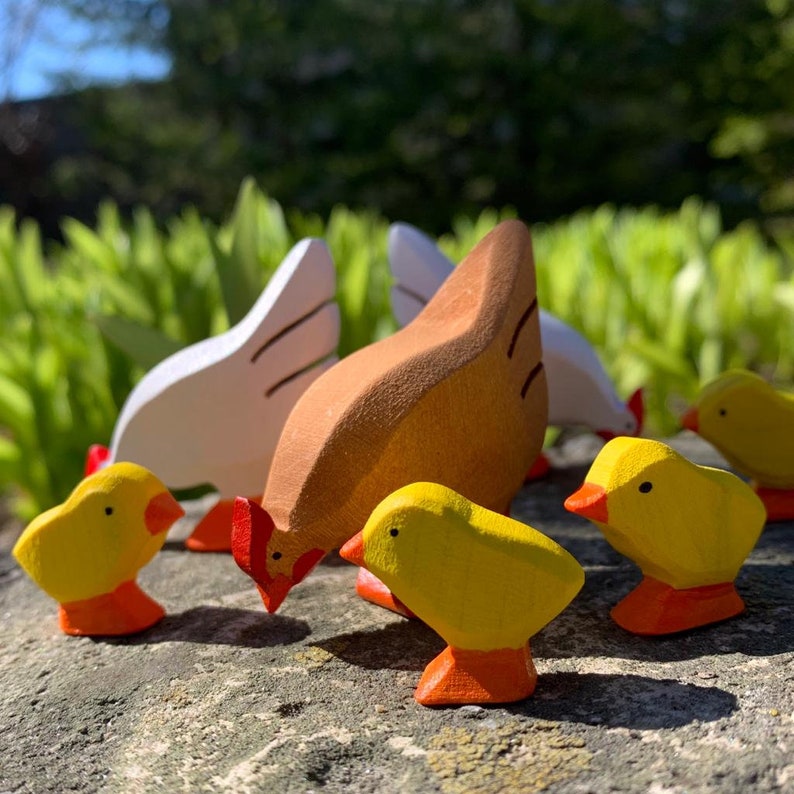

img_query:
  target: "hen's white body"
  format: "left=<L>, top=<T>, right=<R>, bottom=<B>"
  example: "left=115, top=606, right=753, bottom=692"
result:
left=109, top=238, right=340, bottom=498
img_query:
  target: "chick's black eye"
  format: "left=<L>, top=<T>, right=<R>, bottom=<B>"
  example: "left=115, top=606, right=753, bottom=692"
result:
left=638, top=481, right=653, bottom=493
left=389, top=528, right=399, bottom=537
left=272, top=551, right=282, bottom=560
left=719, top=408, right=727, bottom=416
left=104, top=506, right=113, bottom=516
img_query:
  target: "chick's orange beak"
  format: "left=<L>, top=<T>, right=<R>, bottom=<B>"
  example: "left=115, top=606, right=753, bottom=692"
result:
left=145, top=491, right=185, bottom=535
left=339, top=532, right=366, bottom=568
left=681, top=406, right=699, bottom=432
left=564, top=483, right=608, bottom=524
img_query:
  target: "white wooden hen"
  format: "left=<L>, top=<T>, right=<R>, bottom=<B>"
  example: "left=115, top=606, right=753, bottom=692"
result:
left=87, top=238, right=340, bottom=551
left=388, top=223, right=642, bottom=445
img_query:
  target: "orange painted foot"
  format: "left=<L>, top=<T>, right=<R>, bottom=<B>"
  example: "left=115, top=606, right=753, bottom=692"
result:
left=524, top=452, right=551, bottom=482
left=754, top=486, right=794, bottom=522
left=58, top=579, right=165, bottom=636
left=611, top=576, right=745, bottom=635
left=355, top=568, right=416, bottom=618
left=414, top=644, right=537, bottom=706
left=186, top=497, right=257, bottom=552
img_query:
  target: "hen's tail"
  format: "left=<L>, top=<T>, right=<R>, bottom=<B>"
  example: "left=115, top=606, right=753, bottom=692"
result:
left=388, top=223, right=453, bottom=327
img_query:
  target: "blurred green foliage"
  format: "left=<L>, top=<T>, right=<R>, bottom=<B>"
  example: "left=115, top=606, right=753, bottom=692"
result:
left=41, top=0, right=794, bottom=235
left=1, top=180, right=793, bottom=520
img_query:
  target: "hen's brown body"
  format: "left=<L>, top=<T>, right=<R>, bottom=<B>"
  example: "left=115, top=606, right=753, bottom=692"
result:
left=232, top=220, right=548, bottom=612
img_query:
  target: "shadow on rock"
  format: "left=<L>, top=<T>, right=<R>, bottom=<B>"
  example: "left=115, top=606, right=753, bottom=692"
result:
left=315, top=620, right=445, bottom=672
left=161, top=539, right=199, bottom=552
left=99, top=606, right=310, bottom=648
left=537, top=563, right=794, bottom=662
left=511, top=672, right=737, bottom=729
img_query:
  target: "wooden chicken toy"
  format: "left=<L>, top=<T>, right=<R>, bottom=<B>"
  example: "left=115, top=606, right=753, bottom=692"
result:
left=12, top=463, right=184, bottom=636
left=339, top=482, right=584, bottom=706
left=388, top=222, right=643, bottom=445
left=682, top=369, right=794, bottom=521
left=86, top=239, right=339, bottom=552
left=564, top=437, right=765, bottom=635
left=232, top=220, right=548, bottom=614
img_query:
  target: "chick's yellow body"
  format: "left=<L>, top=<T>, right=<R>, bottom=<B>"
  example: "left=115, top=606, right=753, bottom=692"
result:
left=13, top=463, right=174, bottom=603
left=360, top=482, right=584, bottom=651
left=583, top=438, right=765, bottom=589
left=693, top=370, right=794, bottom=488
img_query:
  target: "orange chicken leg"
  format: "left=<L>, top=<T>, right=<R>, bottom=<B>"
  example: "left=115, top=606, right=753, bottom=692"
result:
left=58, top=579, right=165, bottom=636
left=185, top=496, right=259, bottom=552
left=355, top=568, right=415, bottom=618
left=414, top=644, right=537, bottom=706
left=753, top=486, right=794, bottom=523
left=611, top=576, right=746, bottom=635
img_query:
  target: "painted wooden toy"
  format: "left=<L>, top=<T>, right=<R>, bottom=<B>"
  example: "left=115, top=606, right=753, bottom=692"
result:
left=339, top=482, right=584, bottom=706
left=388, top=222, right=643, bottom=447
left=12, top=463, right=184, bottom=636
left=682, top=369, right=794, bottom=521
left=564, top=437, right=765, bottom=635
left=232, top=219, right=548, bottom=614
left=86, top=239, right=340, bottom=552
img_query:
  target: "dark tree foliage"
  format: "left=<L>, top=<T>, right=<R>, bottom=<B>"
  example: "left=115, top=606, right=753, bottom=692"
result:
left=8, top=0, right=794, bottom=232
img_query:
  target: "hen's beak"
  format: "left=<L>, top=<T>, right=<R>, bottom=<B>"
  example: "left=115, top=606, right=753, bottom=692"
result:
left=145, top=491, right=185, bottom=535
left=564, top=483, right=608, bottom=524
left=681, top=407, right=699, bottom=433
left=257, top=576, right=293, bottom=614
left=339, top=532, right=366, bottom=568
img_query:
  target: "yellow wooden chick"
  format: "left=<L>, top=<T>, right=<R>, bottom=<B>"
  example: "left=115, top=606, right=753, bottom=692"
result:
left=682, top=369, right=794, bottom=521
left=13, top=462, right=184, bottom=636
left=340, top=482, right=584, bottom=706
left=565, top=437, right=765, bottom=635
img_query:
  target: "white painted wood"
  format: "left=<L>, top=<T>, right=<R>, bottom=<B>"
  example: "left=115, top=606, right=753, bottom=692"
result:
left=109, top=238, right=340, bottom=497
left=388, top=223, right=639, bottom=437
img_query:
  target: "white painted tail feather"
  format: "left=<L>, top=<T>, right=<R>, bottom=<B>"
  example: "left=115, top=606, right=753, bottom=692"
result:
left=388, top=223, right=638, bottom=437
left=110, top=238, right=340, bottom=496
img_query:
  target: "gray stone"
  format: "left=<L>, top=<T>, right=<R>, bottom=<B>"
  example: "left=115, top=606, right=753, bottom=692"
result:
left=1, top=435, right=791, bottom=793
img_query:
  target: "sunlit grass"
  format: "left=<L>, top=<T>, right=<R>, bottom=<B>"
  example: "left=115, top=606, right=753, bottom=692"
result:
left=1, top=182, right=792, bottom=518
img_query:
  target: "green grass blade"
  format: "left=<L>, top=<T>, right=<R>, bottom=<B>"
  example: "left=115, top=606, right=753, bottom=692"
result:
left=95, top=315, right=184, bottom=370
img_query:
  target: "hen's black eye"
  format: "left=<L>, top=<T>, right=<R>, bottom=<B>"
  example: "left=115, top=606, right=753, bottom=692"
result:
left=272, top=551, right=282, bottom=560
left=638, top=481, right=653, bottom=493
left=389, top=528, right=399, bottom=537
left=105, top=506, right=113, bottom=516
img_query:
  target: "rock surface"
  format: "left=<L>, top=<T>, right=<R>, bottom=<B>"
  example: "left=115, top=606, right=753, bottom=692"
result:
left=1, top=434, right=792, bottom=793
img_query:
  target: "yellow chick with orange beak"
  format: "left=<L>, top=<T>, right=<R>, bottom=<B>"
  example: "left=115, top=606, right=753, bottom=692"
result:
left=340, top=482, right=584, bottom=706
left=565, top=437, right=765, bottom=635
left=682, top=369, right=794, bottom=521
left=13, top=463, right=184, bottom=636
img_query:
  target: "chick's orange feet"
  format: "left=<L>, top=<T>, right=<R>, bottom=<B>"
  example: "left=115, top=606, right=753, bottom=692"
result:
left=58, top=579, right=165, bottom=636
left=611, top=575, right=745, bottom=635
left=185, top=497, right=258, bottom=552
left=355, top=568, right=416, bottom=618
left=753, top=486, right=794, bottom=523
left=415, top=644, right=537, bottom=706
